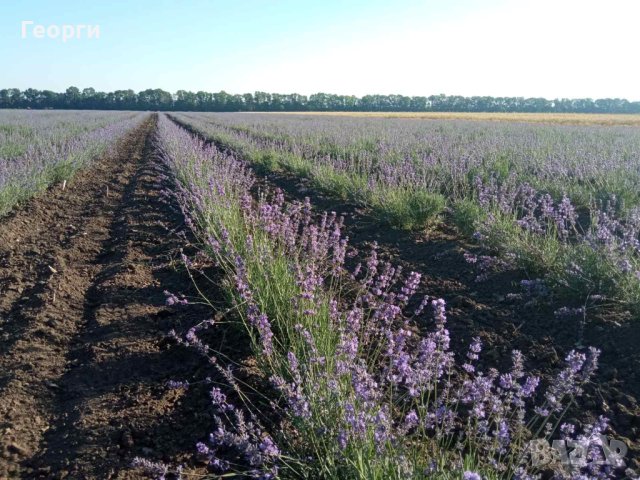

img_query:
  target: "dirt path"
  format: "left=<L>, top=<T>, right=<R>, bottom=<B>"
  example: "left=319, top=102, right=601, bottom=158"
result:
left=0, top=115, right=210, bottom=479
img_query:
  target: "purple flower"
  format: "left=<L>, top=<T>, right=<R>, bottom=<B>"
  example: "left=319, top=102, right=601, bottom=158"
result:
left=131, top=458, right=169, bottom=480
left=463, top=471, right=482, bottom=480
left=166, top=380, right=189, bottom=390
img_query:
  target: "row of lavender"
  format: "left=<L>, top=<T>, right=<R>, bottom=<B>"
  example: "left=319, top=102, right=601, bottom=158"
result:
left=170, top=113, right=640, bottom=312
left=174, top=113, right=640, bottom=208
left=0, top=109, right=148, bottom=216
left=147, top=113, right=625, bottom=479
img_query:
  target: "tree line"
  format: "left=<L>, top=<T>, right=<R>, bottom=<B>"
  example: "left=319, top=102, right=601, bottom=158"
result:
left=1, top=87, right=639, bottom=113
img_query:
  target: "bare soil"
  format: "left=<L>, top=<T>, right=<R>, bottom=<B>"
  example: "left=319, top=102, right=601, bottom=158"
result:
left=0, top=116, right=211, bottom=479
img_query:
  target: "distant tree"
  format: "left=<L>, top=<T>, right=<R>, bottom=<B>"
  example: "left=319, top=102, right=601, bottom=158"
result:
left=23, top=88, right=42, bottom=108
left=254, top=91, right=272, bottom=111
left=175, top=90, right=197, bottom=111
left=64, top=86, right=81, bottom=108
left=1, top=86, right=639, bottom=113
left=137, top=88, right=172, bottom=110
left=111, top=89, right=136, bottom=110
left=41, top=90, right=58, bottom=108
left=7, top=89, right=22, bottom=108
left=242, top=93, right=255, bottom=111
left=195, top=91, right=212, bottom=110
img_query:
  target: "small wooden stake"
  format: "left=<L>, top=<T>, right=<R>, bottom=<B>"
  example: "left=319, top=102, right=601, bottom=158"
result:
left=62, top=180, right=66, bottom=190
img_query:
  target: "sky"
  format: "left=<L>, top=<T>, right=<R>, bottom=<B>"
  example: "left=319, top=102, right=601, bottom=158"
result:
left=1, top=0, right=639, bottom=100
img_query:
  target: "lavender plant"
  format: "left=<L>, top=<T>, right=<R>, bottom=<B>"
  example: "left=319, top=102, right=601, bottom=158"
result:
left=473, top=177, right=640, bottom=309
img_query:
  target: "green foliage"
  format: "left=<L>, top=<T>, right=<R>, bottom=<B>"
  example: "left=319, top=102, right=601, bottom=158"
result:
left=0, top=124, right=33, bottom=136
left=253, top=150, right=282, bottom=173
left=0, top=142, right=27, bottom=158
left=451, top=198, right=486, bottom=236
left=371, top=187, right=446, bottom=230
left=311, top=166, right=360, bottom=201
left=0, top=184, right=31, bottom=217
left=44, top=158, right=78, bottom=184
left=277, top=152, right=313, bottom=178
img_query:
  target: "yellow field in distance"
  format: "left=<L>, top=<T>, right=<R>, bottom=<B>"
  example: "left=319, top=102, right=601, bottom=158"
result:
left=258, top=111, right=640, bottom=126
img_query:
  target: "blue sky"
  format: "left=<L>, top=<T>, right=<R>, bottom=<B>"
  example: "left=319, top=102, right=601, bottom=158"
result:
left=1, top=0, right=639, bottom=99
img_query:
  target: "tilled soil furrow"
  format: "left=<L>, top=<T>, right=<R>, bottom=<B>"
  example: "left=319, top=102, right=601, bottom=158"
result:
left=0, top=116, right=211, bottom=478
left=0, top=120, right=150, bottom=477
left=25, top=117, right=211, bottom=479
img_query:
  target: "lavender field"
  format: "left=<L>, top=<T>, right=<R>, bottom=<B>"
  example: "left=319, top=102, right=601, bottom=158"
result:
left=171, top=112, right=640, bottom=311
left=0, top=110, right=638, bottom=479
left=155, top=113, right=631, bottom=479
left=0, top=110, right=146, bottom=216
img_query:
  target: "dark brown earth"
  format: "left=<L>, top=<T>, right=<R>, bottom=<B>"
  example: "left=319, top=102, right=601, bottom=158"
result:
left=168, top=115, right=640, bottom=472
left=0, top=116, right=212, bottom=479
